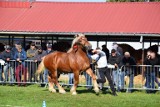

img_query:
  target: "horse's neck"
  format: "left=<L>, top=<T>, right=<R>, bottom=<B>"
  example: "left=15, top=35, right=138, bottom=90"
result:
left=67, top=48, right=72, bottom=53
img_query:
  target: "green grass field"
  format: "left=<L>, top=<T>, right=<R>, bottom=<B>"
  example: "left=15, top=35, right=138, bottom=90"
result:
left=0, top=84, right=160, bottom=107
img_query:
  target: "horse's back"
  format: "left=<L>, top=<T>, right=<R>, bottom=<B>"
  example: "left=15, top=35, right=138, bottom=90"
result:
left=43, top=51, right=73, bottom=72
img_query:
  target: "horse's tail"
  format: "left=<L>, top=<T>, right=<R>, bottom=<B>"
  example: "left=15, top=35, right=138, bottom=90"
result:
left=36, top=56, right=45, bottom=75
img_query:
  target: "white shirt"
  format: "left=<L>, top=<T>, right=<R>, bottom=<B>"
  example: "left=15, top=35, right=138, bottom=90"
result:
left=91, top=50, right=108, bottom=68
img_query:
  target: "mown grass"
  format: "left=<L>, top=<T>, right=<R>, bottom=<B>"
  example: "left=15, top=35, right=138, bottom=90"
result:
left=0, top=84, right=160, bottom=107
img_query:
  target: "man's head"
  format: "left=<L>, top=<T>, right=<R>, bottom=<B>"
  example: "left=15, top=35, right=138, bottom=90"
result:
left=124, top=51, right=130, bottom=58
left=4, top=45, right=11, bottom=52
left=37, top=46, right=43, bottom=53
left=147, top=45, right=158, bottom=59
left=14, top=41, right=21, bottom=49
left=102, top=45, right=106, bottom=49
left=30, top=42, right=36, bottom=49
left=46, top=44, right=52, bottom=50
left=92, top=47, right=101, bottom=54
left=17, top=45, right=22, bottom=52
left=111, top=49, right=116, bottom=56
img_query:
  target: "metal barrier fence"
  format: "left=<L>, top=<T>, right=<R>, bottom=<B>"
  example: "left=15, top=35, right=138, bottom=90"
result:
left=0, top=60, right=160, bottom=91
left=109, top=65, right=160, bottom=91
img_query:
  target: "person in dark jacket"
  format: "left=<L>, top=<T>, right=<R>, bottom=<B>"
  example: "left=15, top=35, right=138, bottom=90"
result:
left=91, top=48, right=117, bottom=96
left=120, top=51, right=136, bottom=92
left=33, top=46, right=47, bottom=83
left=26, top=42, right=38, bottom=82
left=112, top=42, right=123, bottom=56
left=144, top=45, right=160, bottom=90
left=43, top=44, right=54, bottom=84
left=14, top=45, right=27, bottom=86
left=108, top=49, right=122, bottom=90
left=1, top=45, right=14, bottom=84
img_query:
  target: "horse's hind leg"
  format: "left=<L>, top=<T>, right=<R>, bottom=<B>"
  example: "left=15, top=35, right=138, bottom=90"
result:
left=86, top=68, right=99, bottom=94
left=48, top=75, right=56, bottom=93
left=70, top=71, right=79, bottom=95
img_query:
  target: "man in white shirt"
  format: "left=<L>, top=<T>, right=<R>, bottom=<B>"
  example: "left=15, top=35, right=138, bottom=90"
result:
left=91, top=48, right=117, bottom=96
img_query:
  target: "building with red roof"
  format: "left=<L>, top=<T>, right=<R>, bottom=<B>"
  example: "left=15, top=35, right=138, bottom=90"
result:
left=0, top=1, right=160, bottom=42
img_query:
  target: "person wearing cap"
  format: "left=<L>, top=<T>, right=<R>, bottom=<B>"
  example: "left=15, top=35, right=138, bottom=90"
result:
left=42, top=44, right=54, bottom=85
left=108, top=49, right=122, bottom=91
left=144, top=45, right=160, bottom=91
left=33, top=46, right=47, bottom=83
left=121, top=51, right=136, bottom=93
left=1, top=45, right=14, bottom=85
left=26, top=42, right=38, bottom=82
left=14, top=45, right=27, bottom=86
left=11, top=41, right=22, bottom=56
left=27, top=42, right=37, bottom=60
left=34, top=46, right=46, bottom=63
left=46, top=44, right=53, bottom=54
left=91, top=48, right=117, bottom=96
left=112, top=42, right=123, bottom=56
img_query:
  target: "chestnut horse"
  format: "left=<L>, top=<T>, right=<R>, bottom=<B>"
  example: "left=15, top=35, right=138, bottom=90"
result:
left=36, top=34, right=99, bottom=95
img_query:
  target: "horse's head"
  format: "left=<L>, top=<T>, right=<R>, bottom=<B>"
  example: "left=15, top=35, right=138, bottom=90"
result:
left=72, top=34, right=92, bottom=50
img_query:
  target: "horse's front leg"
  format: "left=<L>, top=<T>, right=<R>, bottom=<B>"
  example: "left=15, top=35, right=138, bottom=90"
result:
left=86, top=68, right=99, bottom=94
left=70, top=71, right=79, bottom=95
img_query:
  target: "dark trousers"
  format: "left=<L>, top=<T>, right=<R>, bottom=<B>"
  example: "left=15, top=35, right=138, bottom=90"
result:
left=97, top=67, right=115, bottom=93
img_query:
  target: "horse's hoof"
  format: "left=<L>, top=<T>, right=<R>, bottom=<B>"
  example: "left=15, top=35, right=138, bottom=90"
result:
left=94, top=88, right=99, bottom=94
left=70, top=88, right=74, bottom=93
left=72, top=92, right=77, bottom=95
left=49, top=89, right=56, bottom=93
left=59, top=90, right=66, bottom=94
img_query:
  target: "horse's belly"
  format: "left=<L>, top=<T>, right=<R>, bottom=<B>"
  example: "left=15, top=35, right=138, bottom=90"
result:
left=57, top=67, right=72, bottom=73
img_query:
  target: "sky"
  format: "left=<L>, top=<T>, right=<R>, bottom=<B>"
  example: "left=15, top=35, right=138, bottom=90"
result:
left=36, top=0, right=106, bottom=2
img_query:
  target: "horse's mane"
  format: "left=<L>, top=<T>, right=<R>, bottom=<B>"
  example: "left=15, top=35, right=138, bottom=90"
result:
left=71, top=34, right=85, bottom=47
left=67, top=34, right=86, bottom=53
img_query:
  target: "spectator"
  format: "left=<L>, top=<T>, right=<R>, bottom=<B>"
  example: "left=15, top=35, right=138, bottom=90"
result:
left=33, top=46, right=47, bottom=83
left=68, top=73, right=74, bottom=87
left=43, top=44, right=54, bottom=84
left=83, top=52, right=93, bottom=90
left=1, top=45, right=14, bottom=85
left=46, top=44, right=53, bottom=54
left=11, top=41, right=23, bottom=56
left=120, top=51, right=136, bottom=93
left=102, top=44, right=110, bottom=61
left=144, top=45, right=160, bottom=91
left=14, top=45, right=27, bottom=86
left=108, top=49, right=122, bottom=91
left=26, top=42, right=37, bottom=82
left=0, top=52, right=3, bottom=82
left=91, top=48, right=117, bottom=96
left=112, top=42, right=123, bottom=56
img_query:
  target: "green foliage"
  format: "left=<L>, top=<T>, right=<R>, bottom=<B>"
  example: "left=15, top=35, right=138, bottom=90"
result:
left=0, top=85, right=160, bottom=107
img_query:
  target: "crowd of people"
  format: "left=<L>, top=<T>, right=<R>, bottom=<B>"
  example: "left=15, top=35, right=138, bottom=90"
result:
left=0, top=41, right=54, bottom=86
left=93, top=43, right=160, bottom=94
left=0, top=41, right=160, bottom=95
